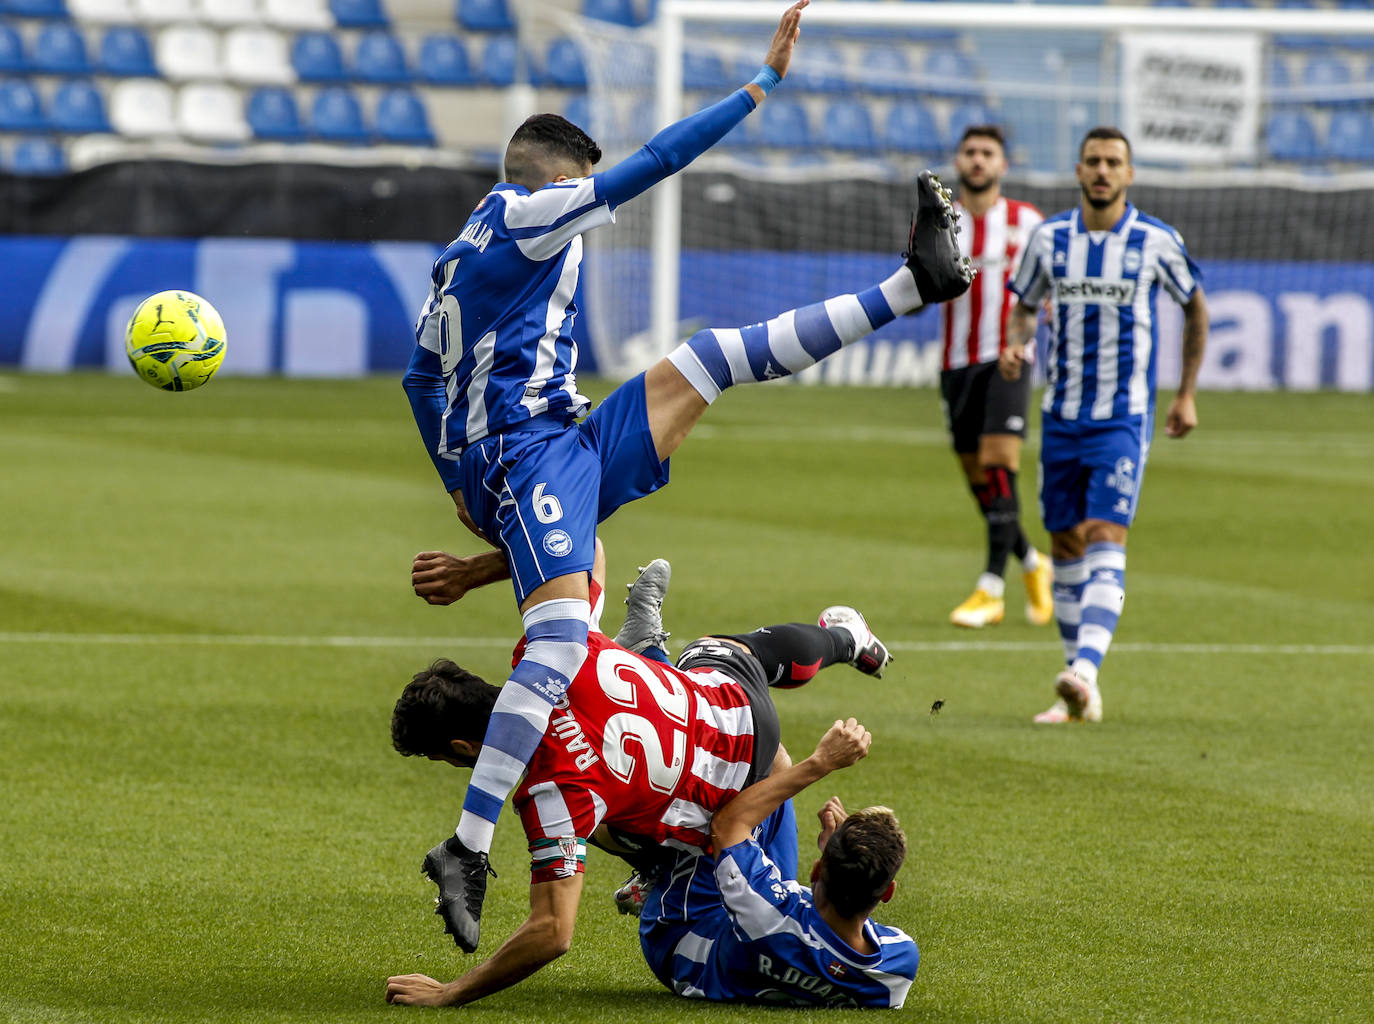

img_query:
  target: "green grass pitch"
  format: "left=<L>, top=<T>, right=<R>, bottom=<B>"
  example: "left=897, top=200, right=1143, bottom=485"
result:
left=1, top=373, right=1370, bottom=1024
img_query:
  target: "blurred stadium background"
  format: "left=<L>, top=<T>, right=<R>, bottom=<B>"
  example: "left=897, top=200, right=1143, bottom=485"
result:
left=1, top=0, right=1371, bottom=388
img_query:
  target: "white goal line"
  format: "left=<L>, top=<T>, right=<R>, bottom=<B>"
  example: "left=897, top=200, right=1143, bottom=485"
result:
left=0, top=632, right=1370, bottom=656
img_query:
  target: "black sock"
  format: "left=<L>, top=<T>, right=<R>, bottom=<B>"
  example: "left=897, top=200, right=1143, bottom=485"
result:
left=727, top=623, right=850, bottom=689
left=982, top=466, right=1022, bottom=579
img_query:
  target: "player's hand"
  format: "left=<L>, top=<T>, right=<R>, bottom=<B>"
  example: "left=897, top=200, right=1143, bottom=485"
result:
left=762, top=0, right=808, bottom=79
left=412, top=550, right=506, bottom=605
left=998, top=344, right=1026, bottom=381
left=385, top=973, right=452, bottom=1007
left=817, top=796, right=847, bottom=851
left=812, top=718, right=871, bottom=773
left=1165, top=393, right=1198, bottom=438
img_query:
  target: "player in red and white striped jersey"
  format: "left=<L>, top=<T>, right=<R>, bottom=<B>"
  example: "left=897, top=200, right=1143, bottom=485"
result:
left=938, top=124, right=1054, bottom=631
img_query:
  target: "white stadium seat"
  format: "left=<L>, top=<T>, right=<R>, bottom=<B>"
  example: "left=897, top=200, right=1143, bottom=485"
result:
left=69, top=0, right=137, bottom=21
left=198, top=0, right=261, bottom=26
left=176, top=83, right=251, bottom=142
left=134, top=0, right=198, bottom=22
left=261, top=0, right=332, bottom=30
left=156, top=25, right=222, bottom=81
left=223, top=27, right=293, bottom=85
left=109, top=79, right=176, bottom=136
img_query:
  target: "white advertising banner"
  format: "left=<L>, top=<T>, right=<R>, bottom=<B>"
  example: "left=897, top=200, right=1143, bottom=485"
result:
left=1120, top=33, right=1263, bottom=165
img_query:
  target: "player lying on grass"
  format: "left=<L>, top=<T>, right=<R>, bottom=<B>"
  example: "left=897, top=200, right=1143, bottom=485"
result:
left=639, top=731, right=918, bottom=1008
left=384, top=573, right=891, bottom=1008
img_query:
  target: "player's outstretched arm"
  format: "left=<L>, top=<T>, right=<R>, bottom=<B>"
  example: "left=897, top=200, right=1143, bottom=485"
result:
left=386, top=874, right=584, bottom=1008
left=746, top=0, right=808, bottom=104
left=1166, top=287, right=1208, bottom=438
left=710, top=718, right=871, bottom=852
left=412, top=549, right=511, bottom=605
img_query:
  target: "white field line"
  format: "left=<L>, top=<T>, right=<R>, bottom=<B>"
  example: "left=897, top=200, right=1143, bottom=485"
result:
left=0, top=632, right=1371, bottom=656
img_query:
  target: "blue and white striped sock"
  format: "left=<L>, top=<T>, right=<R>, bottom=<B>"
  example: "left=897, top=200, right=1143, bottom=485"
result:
left=1052, top=557, right=1088, bottom=666
left=1071, top=543, right=1126, bottom=687
left=455, top=598, right=590, bottom=853
left=667, top=268, right=922, bottom=403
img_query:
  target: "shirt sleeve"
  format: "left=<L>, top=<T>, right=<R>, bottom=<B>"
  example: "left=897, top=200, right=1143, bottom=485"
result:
left=518, top=779, right=605, bottom=883
left=500, top=178, right=617, bottom=263
left=1009, top=222, right=1052, bottom=307
left=1153, top=228, right=1202, bottom=305
left=715, top=838, right=807, bottom=941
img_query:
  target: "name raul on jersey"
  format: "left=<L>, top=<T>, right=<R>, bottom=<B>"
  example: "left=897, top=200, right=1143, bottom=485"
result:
left=457, top=220, right=493, bottom=253
left=1055, top=278, right=1136, bottom=305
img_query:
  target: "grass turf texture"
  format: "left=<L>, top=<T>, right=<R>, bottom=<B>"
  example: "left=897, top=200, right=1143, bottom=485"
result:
left=1, top=373, right=1370, bottom=1024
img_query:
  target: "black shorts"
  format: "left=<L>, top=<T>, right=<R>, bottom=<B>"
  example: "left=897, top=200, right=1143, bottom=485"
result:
left=940, top=359, right=1031, bottom=454
left=675, top=637, right=779, bottom=787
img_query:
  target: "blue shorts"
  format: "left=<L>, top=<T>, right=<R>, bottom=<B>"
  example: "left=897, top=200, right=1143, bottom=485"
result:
left=456, top=374, right=669, bottom=605
left=1039, top=411, right=1151, bottom=534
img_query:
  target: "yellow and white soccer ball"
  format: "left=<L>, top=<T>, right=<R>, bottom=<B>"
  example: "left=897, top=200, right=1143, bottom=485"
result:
left=125, top=290, right=227, bottom=392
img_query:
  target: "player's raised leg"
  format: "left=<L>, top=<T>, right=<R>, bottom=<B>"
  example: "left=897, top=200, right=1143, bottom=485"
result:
left=614, top=559, right=672, bottom=662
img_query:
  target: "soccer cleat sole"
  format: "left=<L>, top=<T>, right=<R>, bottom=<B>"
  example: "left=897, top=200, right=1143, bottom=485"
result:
left=906, top=170, right=975, bottom=304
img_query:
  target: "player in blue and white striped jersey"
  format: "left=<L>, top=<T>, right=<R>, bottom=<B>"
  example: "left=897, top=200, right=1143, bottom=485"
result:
left=1000, top=126, right=1209, bottom=724
left=640, top=720, right=919, bottom=1009
left=400, top=0, right=973, bottom=956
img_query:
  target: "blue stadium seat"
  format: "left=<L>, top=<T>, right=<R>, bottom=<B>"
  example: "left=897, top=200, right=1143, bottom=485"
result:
left=31, top=23, right=90, bottom=75
left=1152, top=0, right=1193, bottom=7
left=947, top=101, right=994, bottom=149
left=457, top=0, right=515, bottom=32
left=1268, top=55, right=1292, bottom=91
left=99, top=27, right=155, bottom=77
left=9, top=136, right=65, bottom=174
left=883, top=99, right=939, bottom=154
left=1211, top=0, right=1254, bottom=7
left=1325, top=109, right=1374, bottom=161
left=354, top=31, right=409, bottom=83
left=682, top=48, right=726, bottom=91
left=563, top=94, right=591, bottom=133
left=416, top=35, right=472, bottom=85
left=0, top=78, right=46, bottom=131
left=330, top=0, right=388, bottom=27
left=792, top=41, right=848, bottom=92
left=310, top=86, right=367, bottom=142
left=480, top=34, right=518, bottom=85
left=50, top=79, right=109, bottom=132
left=923, top=49, right=981, bottom=99
left=1274, top=0, right=1324, bottom=50
left=6, top=0, right=67, bottom=16
left=374, top=88, right=434, bottom=144
left=1265, top=110, right=1319, bottom=161
left=821, top=99, right=876, bottom=151
left=544, top=37, right=585, bottom=88
left=583, top=0, right=637, bottom=25
left=247, top=86, right=304, bottom=140
left=758, top=98, right=810, bottom=148
left=0, top=25, right=24, bottom=74
left=292, top=32, right=346, bottom=82
left=862, top=44, right=910, bottom=96
left=1303, top=55, right=1353, bottom=105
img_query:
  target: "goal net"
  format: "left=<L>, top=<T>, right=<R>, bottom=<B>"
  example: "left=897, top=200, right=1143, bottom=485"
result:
left=564, top=1, right=1374, bottom=391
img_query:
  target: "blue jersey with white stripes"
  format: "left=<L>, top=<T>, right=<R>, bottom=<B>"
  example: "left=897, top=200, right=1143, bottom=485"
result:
left=1010, top=203, right=1201, bottom=423
left=640, top=810, right=918, bottom=1009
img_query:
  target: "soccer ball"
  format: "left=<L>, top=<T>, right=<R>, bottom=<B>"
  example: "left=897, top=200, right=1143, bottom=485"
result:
left=125, top=290, right=227, bottom=392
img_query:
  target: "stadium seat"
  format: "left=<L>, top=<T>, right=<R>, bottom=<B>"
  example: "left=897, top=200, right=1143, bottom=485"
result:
left=480, top=34, right=518, bottom=85
left=109, top=78, right=174, bottom=135
left=263, top=0, right=331, bottom=30
left=9, top=136, right=66, bottom=174
left=374, top=88, right=434, bottom=144
left=176, top=82, right=251, bottom=141
left=416, top=34, right=472, bottom=85
left=792, top=41, right=848, bottom=92
left=1210, top=0, right=1254, bottom=7
left=0, top=78, right=46, bottom=132
left=6, top=0, right=68, bottom=16
left=246, top=85, right=303, bottom=140
left=544, top=37, right=586, bottom=88
left=1268, top=55, right=1292, bottom=91
left=923, top=49, right=981, bottom=99
left=563, top=93, right=591, bottom=133
left=134, top=0, right=195, bottom=20
left=30, top=23, right=91, bottom=75
left=861, top=44, right=911, bottom=96
left=354, top=31, right=409, bottom=83
left=758, top=97, right=810, bottom=148
left=458, top=0, right=515, bottom=32
left=1325, top=109, right=1374, bottom=161
left=310, top=86, right=367, bottom=142
left=883, top=98, right=939, bottom=154
left=223, top=27, right=292, bottom=85
left=198, top=0, right=260, bottom=26
left=1302, top=54, right=1354, bottom=105
left=331, top=0, right=387, bottom=27
left=947, top=101, right=995, bottom=148
left=583, top=0, right=637, bottom=25
left=682, top=47, right=726, bottom=91
left=50, top=79, right=110, bottom=132
left=70, top=0, right=135, bottom=20
left=292, top=32, right=346, bottom=82
left=156, top=25, right=221, bottom=82
left=0, top=25, right=25, bottom=74
left=99, top=26, right=156, bottom=76
left=1265, top=110, right=1319, bottom=161
left=821, top=99, right=876, bottom=151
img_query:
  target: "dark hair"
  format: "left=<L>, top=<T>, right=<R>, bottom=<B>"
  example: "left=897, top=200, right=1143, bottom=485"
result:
left=818, top=807, right=907, bottom=918
left=391, top=659, right=499, bottom=758
left=504, top=113, right=602, bottom=187
left=958, top=123, right=1006, bottom=150
left=1079, top=125, right=1132, bottom=161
